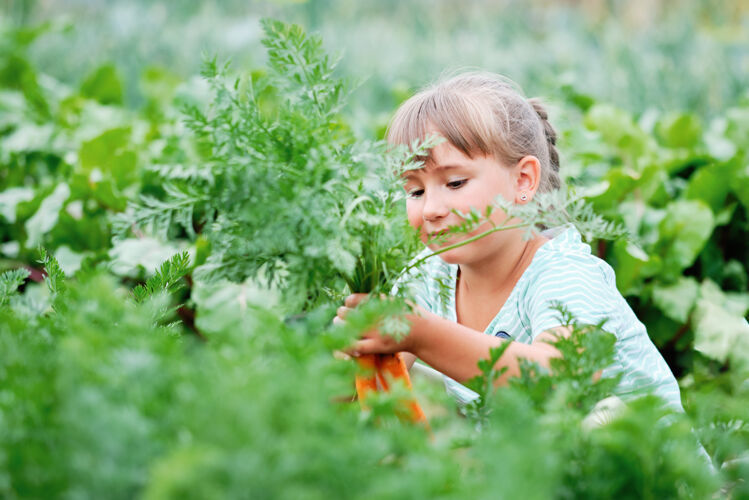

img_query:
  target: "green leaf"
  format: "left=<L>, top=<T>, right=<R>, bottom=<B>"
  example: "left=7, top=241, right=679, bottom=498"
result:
left=656, top=200, right=714, bottom=277
left=108, top=237, right=181, bottom=277
left=54, top=245, right=86, bottom=276
left=139, top=66, right=181, bottom=103
left=611, top=239, right=660, bottom=295
left=693, top=280, right=749, bottom=365
left=724, top=106, right=749, bottom=147
left=2, top=122, right=54, bottom=153
left=684, top=162, right=734, bottom=213
left=704, top=117, right=737, bottom=160
left=25, top=183, right=70, bottom=247
left=651, top=277, right=699, bottom=324
left=192, top=278, right=281, bottom=335
left=132, top=251, right=191, bottom=303
left=655, top=112, right=702, bottom=149
left=0, top=186, right=34, bottom=223
left=732, top=163, right=749, bottom=210
left=79, top=127, right=137, bottom=188
left=38, top=246, right=67, bottom=298
left=0, top=267, right=30, bottom=306
left=587, top=168, right=638, bottom=212
left=80, top=63, right=124, bottom=105
left=584, top=104, right=651, bottom=162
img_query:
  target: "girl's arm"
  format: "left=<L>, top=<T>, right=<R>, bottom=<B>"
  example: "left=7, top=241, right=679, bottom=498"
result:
left=340, top=294, right=564, bottom=385
left=411, top=312, right=564, bottom=384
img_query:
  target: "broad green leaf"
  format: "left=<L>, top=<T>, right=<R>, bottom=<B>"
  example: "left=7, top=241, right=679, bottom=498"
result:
left=192, top=278, right=281, bottom=335
left=651, top=277, right=699, bottom=324
left=693, top=280, right=749, bottom=365
left=0, top=186, right=34, bottom=223
left=685, top=161, right=735, bottom=213
left=0, top=240, right=20, bottom=257
left=79, top=127, right=137, bottom=188
left=25, top=183, right=70, bottom=247
left=611, top=239, right=660, bottom=295
left=587, top=167, right=637, bottom=211
left=714, top=202, right=737, bottom=226
left=139, top=66, right=181, bottom=104
left=655, top=112, right=702, bottom=149
left=79, top=127, right=130, bottom=169
left=704, top=117, right=737, bottom=160
left=732, top=163, right=749, bottom=210
left=584, top=104, right=651, bottom=162
left=637, top=163, right=670, bottom=204
left=724, top=106, right=749, bottom=147
left=699, top=279, right=749, bottom=317
left=656, top=200, right=714, bottom=277
left=108, top=237, right=180, bottom=277
left=54, top=245, right=85, bottom=276
left=2, top=122, right=54, bottom=152
left=80, top=63, right=124, bottom=105
left=0, top=53, right=50, bottom=118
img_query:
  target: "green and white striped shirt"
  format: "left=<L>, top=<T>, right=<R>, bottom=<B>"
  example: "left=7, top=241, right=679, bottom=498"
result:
left=399, top=225, right=683, bottom=410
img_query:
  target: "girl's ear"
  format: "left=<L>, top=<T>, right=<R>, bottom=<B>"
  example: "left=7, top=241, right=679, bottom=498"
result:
left=514, top=155, right=541, bottom=203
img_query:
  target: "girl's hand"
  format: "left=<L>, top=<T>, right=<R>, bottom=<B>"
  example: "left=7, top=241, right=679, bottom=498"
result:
left=334, top=293, right=428, bottom=356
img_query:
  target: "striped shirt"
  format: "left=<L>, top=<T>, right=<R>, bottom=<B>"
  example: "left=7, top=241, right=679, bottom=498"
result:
left=398, top=225, right=683, bottom=410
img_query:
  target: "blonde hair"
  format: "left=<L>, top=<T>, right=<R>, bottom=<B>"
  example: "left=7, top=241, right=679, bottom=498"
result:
left=387, top=72, right=561, bottom=193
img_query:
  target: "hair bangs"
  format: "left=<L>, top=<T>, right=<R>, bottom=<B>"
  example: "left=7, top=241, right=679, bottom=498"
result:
left=387, top=90, right=493, bottom=165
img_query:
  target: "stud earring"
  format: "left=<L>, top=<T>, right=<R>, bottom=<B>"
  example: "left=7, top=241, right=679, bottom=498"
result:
left=520, top=193, right=528, bottom=202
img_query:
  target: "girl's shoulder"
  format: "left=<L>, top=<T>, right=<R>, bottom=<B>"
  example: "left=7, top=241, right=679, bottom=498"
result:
left=525, top=224, right=617, bottom=291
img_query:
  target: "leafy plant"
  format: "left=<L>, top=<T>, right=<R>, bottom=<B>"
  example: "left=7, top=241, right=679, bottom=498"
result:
left=0, top=267, right=29, bottom=305
left=567, top=97, right=749, bottom=375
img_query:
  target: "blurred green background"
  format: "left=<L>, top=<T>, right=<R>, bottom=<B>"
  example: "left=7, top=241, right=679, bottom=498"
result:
left=13, top=0, right=749, bottom=132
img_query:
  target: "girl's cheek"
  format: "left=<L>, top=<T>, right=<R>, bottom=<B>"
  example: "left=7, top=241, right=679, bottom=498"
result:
left=406, top=201, right=421, bottom=230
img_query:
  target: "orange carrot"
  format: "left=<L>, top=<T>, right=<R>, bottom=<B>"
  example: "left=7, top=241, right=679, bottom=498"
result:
left=354, top=354, right=379, bottom=407
left=376, top=353, right=428, bottom=425
left=354, top=352, right=428, bottom=427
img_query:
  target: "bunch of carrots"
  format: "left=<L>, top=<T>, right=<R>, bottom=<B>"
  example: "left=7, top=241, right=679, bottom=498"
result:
left=354, top=352, right=428, bottom=427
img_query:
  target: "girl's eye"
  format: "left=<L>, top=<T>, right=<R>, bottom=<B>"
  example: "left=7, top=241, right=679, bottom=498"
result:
left=447, top=179, right=467, bottom=189
left=407, top=189, right=425, bottom=199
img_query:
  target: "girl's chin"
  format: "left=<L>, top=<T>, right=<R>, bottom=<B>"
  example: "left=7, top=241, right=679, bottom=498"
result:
left=428, top=243, right=470, bottom=265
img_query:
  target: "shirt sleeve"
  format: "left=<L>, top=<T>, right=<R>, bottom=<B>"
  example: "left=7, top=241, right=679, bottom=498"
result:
left=390, top=248, right=448, bottom=315
left=525, top=254, right=621, bottom=341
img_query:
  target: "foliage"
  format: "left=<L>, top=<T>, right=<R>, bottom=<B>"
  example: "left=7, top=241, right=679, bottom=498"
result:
left=0, top=13, right=747, bottom=500
left=0, top=267, right=28, bottom=305
left=115, top=20, right=438, bottom=309
left=566, top=94, right=749, bottom=375
left=0, top=19, right=187, bottom=280
left=0, top=266, right=725, bottom=499
left=132, top=250, right=191, bottom=303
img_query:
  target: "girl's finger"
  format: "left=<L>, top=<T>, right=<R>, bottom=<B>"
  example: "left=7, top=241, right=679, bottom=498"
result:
left=344, top=293, right=368, bottom=308
left=332, top=316, right=345, bottom=326
left=351, top=338, right=379, bottom=355
left=336, top=306, right=349, bottom=319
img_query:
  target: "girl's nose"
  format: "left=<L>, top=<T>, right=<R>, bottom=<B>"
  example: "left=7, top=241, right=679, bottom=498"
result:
left=422, top=192, right=450, bottom=222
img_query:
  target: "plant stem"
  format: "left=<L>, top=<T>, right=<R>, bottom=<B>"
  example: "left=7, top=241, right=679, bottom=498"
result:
left=399, top=220, right=533, bottom=278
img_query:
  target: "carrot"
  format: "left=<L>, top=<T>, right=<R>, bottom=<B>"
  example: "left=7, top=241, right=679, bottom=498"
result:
left=354, top=352, right=428, bottom=428
left=354, top=354, right=379, bottom=407
left=376, top=353, right=428, bottom=425
left=376, top=353, right=412, bottom=390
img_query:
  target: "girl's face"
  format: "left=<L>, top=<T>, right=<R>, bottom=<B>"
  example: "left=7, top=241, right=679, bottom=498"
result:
left=402, top=140, right=521, bottom=266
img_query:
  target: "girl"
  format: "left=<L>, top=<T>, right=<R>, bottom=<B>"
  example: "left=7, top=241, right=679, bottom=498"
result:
left=336, top=72, right=682, bottom=410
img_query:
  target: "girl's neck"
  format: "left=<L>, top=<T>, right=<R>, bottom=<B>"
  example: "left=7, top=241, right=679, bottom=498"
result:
left=457, top=233, right=548, bottom=297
